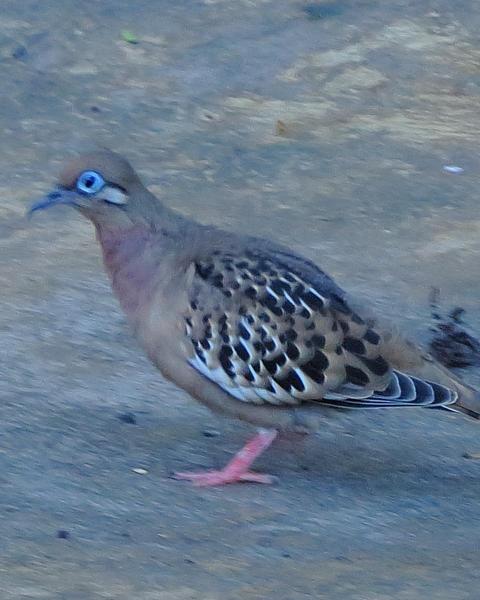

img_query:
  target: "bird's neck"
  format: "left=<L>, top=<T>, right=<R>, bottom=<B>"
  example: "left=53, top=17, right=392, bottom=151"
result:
left=96, top=224, right=160, bottom=318
left=93, top=184, right=192, bottom=318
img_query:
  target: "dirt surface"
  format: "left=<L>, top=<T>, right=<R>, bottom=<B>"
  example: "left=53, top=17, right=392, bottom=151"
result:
left=1, top=1, right=480, bottom=598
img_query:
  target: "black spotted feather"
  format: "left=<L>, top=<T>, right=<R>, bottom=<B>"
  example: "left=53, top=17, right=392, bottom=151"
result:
left=185, top=248, right=456, bottom=410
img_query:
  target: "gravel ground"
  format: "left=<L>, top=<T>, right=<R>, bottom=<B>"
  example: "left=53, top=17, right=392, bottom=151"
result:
left=1, top=1, right=480, bottom=598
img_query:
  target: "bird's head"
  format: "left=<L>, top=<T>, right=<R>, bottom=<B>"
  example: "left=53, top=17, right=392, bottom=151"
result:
left=29, top=150, right=159, bottom=228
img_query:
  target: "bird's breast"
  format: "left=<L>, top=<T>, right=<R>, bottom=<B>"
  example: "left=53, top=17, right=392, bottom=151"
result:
left=97, top=226, right=162, bottom=318
left=96, top=224, right=190, bottom=368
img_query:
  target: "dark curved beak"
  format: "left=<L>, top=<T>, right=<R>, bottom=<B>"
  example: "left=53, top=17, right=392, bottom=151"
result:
left=28, top=189, right=79, bottom=218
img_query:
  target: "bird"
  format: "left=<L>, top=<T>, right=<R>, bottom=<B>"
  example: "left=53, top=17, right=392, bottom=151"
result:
left=29, top=150, right=480, bottom=486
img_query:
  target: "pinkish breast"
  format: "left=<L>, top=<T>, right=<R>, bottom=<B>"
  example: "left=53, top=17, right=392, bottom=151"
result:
left=96, top=225, right=159, bottom=319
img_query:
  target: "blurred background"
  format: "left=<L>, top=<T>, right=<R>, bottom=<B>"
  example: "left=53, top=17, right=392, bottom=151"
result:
left=1, top=1, right=479, bottom=598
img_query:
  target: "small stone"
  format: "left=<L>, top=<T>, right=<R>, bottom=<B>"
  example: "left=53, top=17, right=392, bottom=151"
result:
left=202, top=429, right=220, bottom=438
left=118, top=412, right=136, bottom=424
left=335, top=555, right=352, bottom=562
left=275, top=120, right=288, bottom=136
left=121, top=30, right=139, bottom=44
left=12, top=45, right=28, bottom=60
left=462, top=452, right=480, bottom=460
left=56, top=530, right=70, bottom=539
left=303, top=2, right=343, bottom=20
left=443, top=165, right=464, bottom=174
left=132, top=467, right=148, bottom=475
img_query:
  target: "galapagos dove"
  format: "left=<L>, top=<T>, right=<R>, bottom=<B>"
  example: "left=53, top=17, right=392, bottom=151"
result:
left=30, top=151, right=480, bottom=486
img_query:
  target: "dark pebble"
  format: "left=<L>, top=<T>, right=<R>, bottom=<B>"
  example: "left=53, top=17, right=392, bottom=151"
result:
left=12, top=45, right=28, bottom=60
left=118, top=412, right=137, bottom=424
left=56, top=530, right=70, bottom=539
left=202, top=429, right=220, bottom=438
left=303, top=2, right=343, bottom=20
left=462, top=452, right=480, bottom=460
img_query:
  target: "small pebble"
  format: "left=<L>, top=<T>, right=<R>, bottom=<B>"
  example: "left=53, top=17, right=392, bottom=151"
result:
left=132, top=467, right=148, bottom=475
left=303, top=2, right=343, bottom=20
left=56, top=530, right=70, bottom=539
left=121, top=30, right=139, bottom=44
left=202, top=429, right=220, bottom=438
left=118, top=412, right=137, bottom=424
left=462, top=452, right=480, bottom=460
left=12, top=45, right=28, bottom=60
left=275, top=120, right=288, bottom=136
left=335, top=555, right=353, bottom=563
left=443, top=165, right=464, bottom=174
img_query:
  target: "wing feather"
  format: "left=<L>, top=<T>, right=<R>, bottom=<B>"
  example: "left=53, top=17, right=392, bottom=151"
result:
left=184, top=248, right=455, bottom=410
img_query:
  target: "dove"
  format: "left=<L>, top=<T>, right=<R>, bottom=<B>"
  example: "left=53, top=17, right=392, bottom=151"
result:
left=30, top=150, right=480, bottom=486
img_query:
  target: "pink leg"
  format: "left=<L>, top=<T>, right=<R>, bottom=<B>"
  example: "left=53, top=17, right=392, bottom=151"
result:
left=174, top=429, right=278, bottom=487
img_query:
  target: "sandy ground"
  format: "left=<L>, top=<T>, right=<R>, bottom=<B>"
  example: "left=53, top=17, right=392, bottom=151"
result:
left=1, top=1, right=480, bottom=598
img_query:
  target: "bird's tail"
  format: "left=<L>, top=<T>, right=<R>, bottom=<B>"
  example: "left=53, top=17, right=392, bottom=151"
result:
left=412, top=358, right=480, bottom=420
left=342, top=297, right=480, bottom=419
left=450, top=380, right=480, bottom=420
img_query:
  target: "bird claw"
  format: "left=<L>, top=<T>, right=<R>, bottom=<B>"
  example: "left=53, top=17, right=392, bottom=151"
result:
left=173, top=429, right=278, bottom=486
left=173, top=469, right=276, bottom=486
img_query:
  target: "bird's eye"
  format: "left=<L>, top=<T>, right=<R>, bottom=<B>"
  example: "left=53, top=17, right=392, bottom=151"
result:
left=76, top=171, right=105, bottom=195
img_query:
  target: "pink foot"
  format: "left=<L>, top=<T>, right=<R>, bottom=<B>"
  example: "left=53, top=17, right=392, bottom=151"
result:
left=174, top=469, right=275, bottom=486
left=174, top=429, right=278, bottom=487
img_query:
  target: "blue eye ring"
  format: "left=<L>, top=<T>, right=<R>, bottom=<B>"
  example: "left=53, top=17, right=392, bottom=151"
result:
left=76, top=171, right=105, bottom=195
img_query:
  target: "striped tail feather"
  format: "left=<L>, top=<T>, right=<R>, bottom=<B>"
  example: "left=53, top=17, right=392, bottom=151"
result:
left=390, top=355, right=480, bottom=420
left=322, top=371, right=457, bottom=409
left=328, top=296, right=479, bottom=418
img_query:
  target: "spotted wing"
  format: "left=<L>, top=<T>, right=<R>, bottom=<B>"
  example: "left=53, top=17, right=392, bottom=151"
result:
left=184, top=249, right=455, bottom=409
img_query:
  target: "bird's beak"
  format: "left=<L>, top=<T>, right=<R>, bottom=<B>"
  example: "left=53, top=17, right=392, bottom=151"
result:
left=28, top=189, right=80, bottom=217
